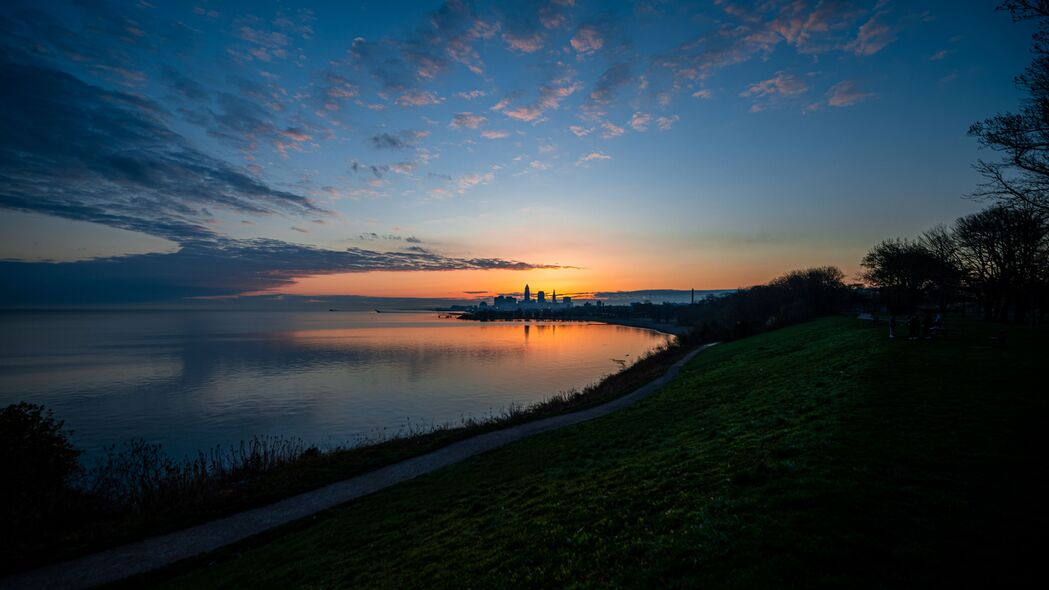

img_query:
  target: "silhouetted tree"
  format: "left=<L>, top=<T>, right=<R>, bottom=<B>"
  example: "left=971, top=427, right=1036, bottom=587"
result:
left=1, top=403, right=82, bottom=532
left=954, top=204, right=1049, bottom=322
left=969, top=1, right=1049, bottom=211
left=920, top=225, right=965, bottom=312
left=860, top=239, right=942, bottom=313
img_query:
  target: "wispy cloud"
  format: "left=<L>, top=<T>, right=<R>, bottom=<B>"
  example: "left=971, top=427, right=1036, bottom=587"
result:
left=826, top=80, right=873, bottom=107
left=450, top=112, right=487, bottom=129
left=396, top=90, right=444, bottom=107
left=846, top=11, right=896, bottom=56
left=503, top=32, right=545, bottom=53
left=576, top=151, right=611, bottom=165
left=570, top=24, right=604, bottom=54
left=656, top=115, right=679, bottom=131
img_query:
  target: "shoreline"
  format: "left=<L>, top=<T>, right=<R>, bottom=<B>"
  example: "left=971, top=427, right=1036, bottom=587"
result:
left=453, top=314, right=692, bottom=337
left=593, top=318, right=692, bottom=336
left=1, top=324, right=700, bottom=578
left=2, top=344, right=716, bottom=590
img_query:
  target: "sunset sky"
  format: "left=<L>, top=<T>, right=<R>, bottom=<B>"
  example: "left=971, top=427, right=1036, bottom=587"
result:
left=0, top=0, right=1036, bottom=304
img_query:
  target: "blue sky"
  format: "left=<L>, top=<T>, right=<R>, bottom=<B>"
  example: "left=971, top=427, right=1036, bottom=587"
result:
left=0, top=0, right=1037, bottom=303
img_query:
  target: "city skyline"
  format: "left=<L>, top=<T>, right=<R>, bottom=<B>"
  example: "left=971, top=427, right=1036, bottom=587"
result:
left=0, top=0, right=1037, bottom=304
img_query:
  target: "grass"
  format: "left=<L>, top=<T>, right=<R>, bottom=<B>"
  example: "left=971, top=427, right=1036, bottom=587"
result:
left=142, top=316, right=1047, bottom=588
left=2, top=335, right=690, bottom=574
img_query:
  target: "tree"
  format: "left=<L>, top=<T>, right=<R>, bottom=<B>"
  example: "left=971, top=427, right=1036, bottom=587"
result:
left=969, top=1, right=1049, bottom=211
left=860, top=239, right=942, bottom=313
left=0, top=403, right=82, bottom=529
left=920, top=225, right=965, bottom=312
left=954, top=204, right=1049, bottom=322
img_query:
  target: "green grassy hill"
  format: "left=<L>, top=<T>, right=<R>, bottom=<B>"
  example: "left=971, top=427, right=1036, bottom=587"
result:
left=150, top=317, right=1047, bottom=588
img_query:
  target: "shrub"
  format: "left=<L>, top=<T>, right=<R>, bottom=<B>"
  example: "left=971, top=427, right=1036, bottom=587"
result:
left=0, top=402, right=82, bottom=529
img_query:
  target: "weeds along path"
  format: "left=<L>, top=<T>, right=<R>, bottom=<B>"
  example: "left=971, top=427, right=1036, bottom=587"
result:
left=0, top=344, right=718, bottom=590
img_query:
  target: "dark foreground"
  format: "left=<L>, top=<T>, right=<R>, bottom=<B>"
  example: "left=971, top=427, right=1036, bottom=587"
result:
left=146, top=317, right=1045, bottom=588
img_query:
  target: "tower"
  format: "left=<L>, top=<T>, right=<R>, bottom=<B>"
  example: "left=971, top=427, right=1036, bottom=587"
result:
left=552, top=290, right=557, bottom=303
left=524, top=284, right=531, bottom=302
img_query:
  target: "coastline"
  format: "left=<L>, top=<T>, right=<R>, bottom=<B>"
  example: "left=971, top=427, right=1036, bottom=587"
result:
left=453, top=314, right=692, bottom=337
left=0, top=321, right=698, bottom=578
left=592, top=318, right=691, bottom=336
left=1, top=344, right=715, bottom=590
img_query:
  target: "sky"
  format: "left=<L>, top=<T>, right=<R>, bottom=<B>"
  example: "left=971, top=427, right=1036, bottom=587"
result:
left=0, top=0, right=1038, bottom=305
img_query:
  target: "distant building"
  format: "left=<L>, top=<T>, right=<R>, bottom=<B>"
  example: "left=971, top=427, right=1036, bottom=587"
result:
left=562, top=296, right=572, bottom=307
left=493, top=295, right=516, bottom=309
left=537, top=291, right=546, bottom=304
left=552, top=290, right=557, bottom=304
left=523, top=284, right=531, bottom=303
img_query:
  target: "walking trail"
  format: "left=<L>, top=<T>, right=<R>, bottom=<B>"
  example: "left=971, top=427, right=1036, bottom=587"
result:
left=1, top=343, right=717, bottom=590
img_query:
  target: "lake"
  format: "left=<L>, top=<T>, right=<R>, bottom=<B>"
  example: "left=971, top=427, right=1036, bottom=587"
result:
left=0, top=311, right=672, bottom=461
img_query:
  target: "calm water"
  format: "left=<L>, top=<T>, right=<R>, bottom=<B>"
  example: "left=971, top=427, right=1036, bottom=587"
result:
left=0, top=311, right=670, bottom=460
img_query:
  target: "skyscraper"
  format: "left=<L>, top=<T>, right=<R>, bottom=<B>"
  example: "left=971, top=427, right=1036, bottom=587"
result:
left=523, top=284, right=531, bottom=302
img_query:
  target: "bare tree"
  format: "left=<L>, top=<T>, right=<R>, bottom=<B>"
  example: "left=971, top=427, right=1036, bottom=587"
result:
left=954, top=204, right=1049, bottom=322
left=920, top=225, right=965, bottom=312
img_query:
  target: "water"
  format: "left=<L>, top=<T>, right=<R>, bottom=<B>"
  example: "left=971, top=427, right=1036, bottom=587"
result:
left=0, top=310, right=671, bottom=461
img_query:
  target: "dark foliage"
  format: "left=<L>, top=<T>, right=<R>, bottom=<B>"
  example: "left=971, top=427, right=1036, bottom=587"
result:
left=860, top=204, right=1049, bottom=322
left=0, top=403, right=82, bottom=532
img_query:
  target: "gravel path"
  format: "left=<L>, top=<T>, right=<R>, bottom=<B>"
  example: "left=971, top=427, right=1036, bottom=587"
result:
left=1, top=343, right=716, bottom=590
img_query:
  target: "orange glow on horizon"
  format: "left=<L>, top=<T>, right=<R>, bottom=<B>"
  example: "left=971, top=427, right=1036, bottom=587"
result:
left=268, top=249, right=864, bottom=299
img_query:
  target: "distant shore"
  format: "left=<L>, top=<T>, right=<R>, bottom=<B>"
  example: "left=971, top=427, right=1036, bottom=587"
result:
left=453, top=312, right=690, bottom=337
left=592, top=318, right=691, bottom=336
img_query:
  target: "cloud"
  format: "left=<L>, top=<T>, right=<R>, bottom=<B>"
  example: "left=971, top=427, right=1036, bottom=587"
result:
left=656, top=115, right=679, bottom=130
left=601, top=121, right=624, bottom=139
left=498, top=70, right=583, bottom=123
left=356, top=233, right=423, bottom=243
left=349, top=2, right=496, bottom=88
left=315, top=69, right=358, bottom=110
left=576, top=152, right=611, bottom=165
left=741, top=72, right=808, bottom=99
left=0, top=59, right=322, bottom=244
left=569, top=125, right=592, bottom=137
left=588, top=63, right=631, bottom=106
left=480, top=130, right=510, bottom=139
left=456, top=171, right=494, bottom=192
left=691, top=89, right=713, bottom=99
left=929, top=49, right=951, bottom=61
left=450, top=112, right=488, bottom=129
left=158, top=64, right=208, bottom=101
left=0, top=239, right=566, bottom=304
left=845, top=11, right=896, bottom=56
left=826, top=80, right=873, bottom=107
left=396, top=90, right=444, bottom=106
left=503, top=32, right=544, bottom=53
left=570, top=24, right=603, bottom=53
left=630, top=112, right=652, bottom=131
left=505, top=105, right=544, bottom=122
left=370, top=132, right=417, bottom=150
left=457, top=89, right=487, bottom=100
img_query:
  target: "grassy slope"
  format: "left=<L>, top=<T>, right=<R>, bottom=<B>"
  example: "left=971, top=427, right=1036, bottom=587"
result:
left=152, top=317, right=1047, bottom=588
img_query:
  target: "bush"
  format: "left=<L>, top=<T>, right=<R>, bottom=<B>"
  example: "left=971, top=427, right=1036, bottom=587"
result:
left=0, top=402, right=82, bottom=529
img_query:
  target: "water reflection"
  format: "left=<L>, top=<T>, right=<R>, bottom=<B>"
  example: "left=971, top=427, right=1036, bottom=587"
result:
left=0, top=311, right=670, bottom=461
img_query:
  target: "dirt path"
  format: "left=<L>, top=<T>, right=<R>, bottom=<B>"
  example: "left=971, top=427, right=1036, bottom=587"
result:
left=1, top=344, right=716, bottom=590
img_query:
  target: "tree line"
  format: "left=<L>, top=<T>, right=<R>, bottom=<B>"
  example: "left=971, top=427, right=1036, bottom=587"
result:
left=861, top=1, right=1049, bottom=324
